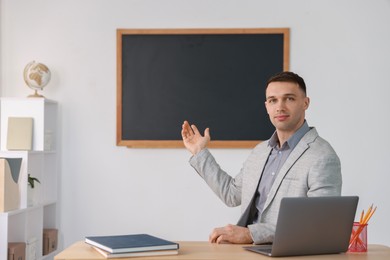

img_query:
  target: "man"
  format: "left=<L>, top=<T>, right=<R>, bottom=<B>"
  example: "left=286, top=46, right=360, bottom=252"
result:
left=181, top=71, right=342, bottom=244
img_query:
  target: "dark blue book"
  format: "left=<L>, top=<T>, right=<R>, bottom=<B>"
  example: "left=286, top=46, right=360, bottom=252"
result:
left=85, top=234, right=179, bottom=254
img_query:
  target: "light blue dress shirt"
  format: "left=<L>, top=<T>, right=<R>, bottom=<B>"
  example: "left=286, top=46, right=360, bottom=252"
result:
left=252, top=120, right=310, bottom=223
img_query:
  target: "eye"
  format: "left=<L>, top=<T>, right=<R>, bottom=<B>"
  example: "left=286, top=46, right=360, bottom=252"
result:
left=287, top=97, right=295, bottom=101
left=267, top=98, right=277, bottom=104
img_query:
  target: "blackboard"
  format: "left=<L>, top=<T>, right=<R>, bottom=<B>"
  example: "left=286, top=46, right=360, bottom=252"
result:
left=117, top=28, right=290, bottom=148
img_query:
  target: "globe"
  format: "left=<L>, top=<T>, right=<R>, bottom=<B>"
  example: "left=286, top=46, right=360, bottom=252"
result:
left=23, top=61, right=51, bottom=97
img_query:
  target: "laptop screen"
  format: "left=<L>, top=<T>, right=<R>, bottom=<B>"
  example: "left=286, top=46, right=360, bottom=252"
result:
left=245, top=196, right=359, bottom=257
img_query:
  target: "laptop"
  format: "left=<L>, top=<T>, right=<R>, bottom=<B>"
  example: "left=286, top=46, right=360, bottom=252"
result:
left=244, top=196, right=359, bottom=257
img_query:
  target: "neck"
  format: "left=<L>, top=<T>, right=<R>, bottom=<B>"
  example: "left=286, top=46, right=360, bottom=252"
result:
left=275, top=132, right=291, bottom=148
left=276, top=120, right=305, bottom=147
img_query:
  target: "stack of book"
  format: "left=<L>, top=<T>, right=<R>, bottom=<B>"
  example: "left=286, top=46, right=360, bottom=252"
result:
left=85, top=234, right=179, bottom=258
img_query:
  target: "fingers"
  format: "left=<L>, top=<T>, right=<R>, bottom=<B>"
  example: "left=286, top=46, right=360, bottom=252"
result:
left=209, top=226, right=231, bottom=244
left=204, top=127, right=210, bottom=140
left=182, top=121, right=190, bottom=133
left=209, top=227, right=222, bottom=243
left=216, top=235, right=229, bottom=244
left=209, top=225, right=253, bottom=244
left=181, top=121, right=193, bottom=139
left=190, top=124, right=201, bottom=136
left=181, top=121, right=203, bottom=137
left=181, top=121, right=210, bottom=141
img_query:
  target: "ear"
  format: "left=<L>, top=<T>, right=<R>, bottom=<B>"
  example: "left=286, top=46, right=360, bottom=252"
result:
left=304, top=97, right=310, bottom=110
left=264, top=100, right=269, bottom=114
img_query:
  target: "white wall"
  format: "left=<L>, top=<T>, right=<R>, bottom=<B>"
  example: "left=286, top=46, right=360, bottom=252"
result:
left=1, top=0, right=390, bottom=248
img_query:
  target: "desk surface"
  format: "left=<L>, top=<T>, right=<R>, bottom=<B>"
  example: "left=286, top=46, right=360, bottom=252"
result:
left=55, top=241, right=390, bottom=260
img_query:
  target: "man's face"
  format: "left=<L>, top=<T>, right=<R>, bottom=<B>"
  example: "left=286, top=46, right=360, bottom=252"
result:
left=265, top=81, right=310, bottom=135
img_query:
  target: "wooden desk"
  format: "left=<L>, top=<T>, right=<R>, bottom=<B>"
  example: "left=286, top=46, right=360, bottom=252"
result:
left=55, top=241, right=390, bottom=260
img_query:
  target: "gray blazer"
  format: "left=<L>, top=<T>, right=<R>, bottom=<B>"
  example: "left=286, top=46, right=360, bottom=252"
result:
left=189, top=127, right=342, bottom=244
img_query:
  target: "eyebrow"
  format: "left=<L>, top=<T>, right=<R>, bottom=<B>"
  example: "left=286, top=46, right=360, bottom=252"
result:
left=266, top=93, right=297, bottom=100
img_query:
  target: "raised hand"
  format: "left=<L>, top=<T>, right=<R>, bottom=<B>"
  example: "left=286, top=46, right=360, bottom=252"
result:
left=181, top=120, right=210, bottom=155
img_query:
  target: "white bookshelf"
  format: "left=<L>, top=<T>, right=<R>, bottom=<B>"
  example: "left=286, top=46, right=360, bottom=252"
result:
left=0, top=98, right=59, bottom=260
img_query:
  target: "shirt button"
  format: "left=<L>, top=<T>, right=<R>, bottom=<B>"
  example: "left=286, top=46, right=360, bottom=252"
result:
left=278, top=151, right=282, bottom=155
left=271, top=172, right=275, bottom=176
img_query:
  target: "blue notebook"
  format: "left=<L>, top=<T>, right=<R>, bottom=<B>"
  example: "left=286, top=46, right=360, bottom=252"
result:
left=85, top=234, right=179, bottom=254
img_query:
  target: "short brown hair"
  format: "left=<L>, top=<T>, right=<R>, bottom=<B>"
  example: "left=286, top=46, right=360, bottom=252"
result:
left=266, top=71, right=307, bottom=96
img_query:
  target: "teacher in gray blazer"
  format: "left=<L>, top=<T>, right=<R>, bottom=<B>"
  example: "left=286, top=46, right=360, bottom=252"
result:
left=181, top=71, right=342, bottom=245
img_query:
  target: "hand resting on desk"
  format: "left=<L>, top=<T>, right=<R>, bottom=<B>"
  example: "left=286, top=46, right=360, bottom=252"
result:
left=209, top=224, right=253, bottom=244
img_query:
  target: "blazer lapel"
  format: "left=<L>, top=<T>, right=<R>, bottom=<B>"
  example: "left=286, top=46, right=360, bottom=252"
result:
left=237, top=144, right=272, bottom=226
left=245, top=145, right=273, bottom=201
left=262, top=128, right=318, bottom=211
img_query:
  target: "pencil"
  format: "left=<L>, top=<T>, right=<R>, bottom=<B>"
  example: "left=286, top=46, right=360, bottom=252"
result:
left=364, top=206, right=377, bottom=224
left=362, top=204, right=373, bottom=224
left=349, top=205, right=377, bottom=247
left=359, top=210, right=364, bottom=224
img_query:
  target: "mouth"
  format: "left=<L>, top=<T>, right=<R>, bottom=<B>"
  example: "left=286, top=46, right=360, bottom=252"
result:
left=275, top=115, right=289, bottom=121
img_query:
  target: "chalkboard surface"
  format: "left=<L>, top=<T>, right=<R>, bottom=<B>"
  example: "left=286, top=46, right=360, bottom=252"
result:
left=117, top=29, right=290, bottom=148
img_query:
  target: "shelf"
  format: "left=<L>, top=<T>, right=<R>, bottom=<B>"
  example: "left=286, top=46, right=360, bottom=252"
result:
left=1, top=201, right=57, bottom=217
left=0, top=97, right=58, bottom=151
left=0, top=98, right=59, bottom=260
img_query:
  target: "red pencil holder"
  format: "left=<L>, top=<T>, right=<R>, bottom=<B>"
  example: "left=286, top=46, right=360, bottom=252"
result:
left=348, top=222, right=368, bottom=252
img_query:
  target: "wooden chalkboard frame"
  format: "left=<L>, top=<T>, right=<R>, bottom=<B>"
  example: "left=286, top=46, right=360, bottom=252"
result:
left=117, top=28, right=290, bottom=148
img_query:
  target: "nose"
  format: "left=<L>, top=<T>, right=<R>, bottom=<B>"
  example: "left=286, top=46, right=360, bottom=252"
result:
left=276, top=101, right=286, bottom=112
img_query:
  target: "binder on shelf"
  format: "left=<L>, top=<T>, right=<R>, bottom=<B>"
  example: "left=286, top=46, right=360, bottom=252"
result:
left=0, top=158, right=22, bottom=212
left=6, top=117, right=33, bottom=151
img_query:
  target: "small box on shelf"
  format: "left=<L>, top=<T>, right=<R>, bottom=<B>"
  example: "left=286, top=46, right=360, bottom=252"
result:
left=8, top=242, right=26, bottom=260
left=43, top=228, right=58, bottom=255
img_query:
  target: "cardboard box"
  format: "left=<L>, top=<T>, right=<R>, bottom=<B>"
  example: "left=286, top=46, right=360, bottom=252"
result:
left=8, top=242, right=26, bottom=260
left=43, top=229, right=58, bottom=255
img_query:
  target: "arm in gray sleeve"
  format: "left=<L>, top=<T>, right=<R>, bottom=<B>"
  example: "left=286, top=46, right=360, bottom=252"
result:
left=189, top=149, right=242, bottom=207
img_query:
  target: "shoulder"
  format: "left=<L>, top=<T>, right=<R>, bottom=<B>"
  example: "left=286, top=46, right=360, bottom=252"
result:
left=249, top=139, right=271, bottom=156
left=302, top=128, right=339, bottom=160
left=304, top=128, right=335, bottom=148
left=242, top=140, right=272, bottom=166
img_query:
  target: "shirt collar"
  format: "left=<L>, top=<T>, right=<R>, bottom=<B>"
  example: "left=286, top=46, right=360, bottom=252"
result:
left=268, top=120, right=310, bottom=150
